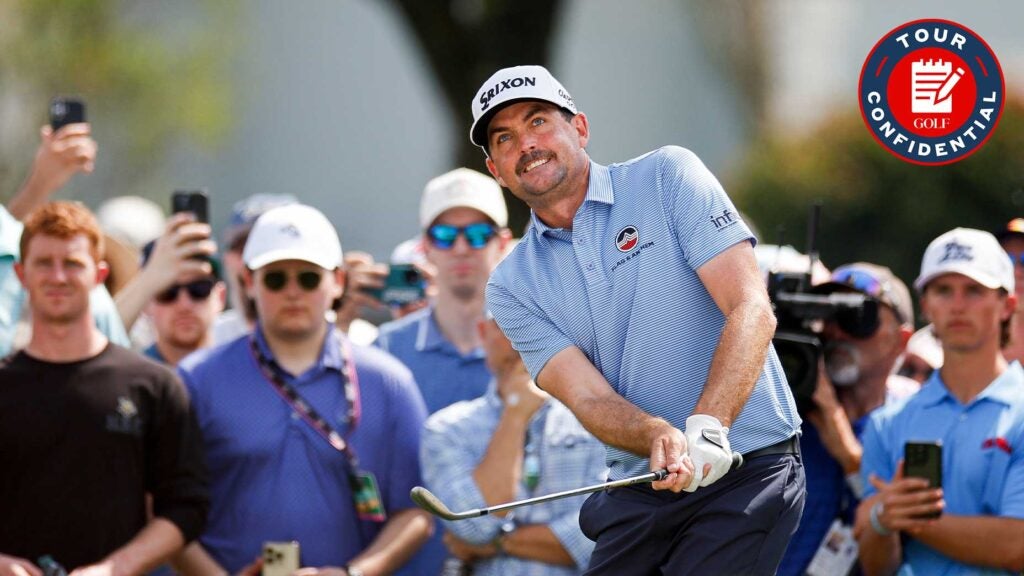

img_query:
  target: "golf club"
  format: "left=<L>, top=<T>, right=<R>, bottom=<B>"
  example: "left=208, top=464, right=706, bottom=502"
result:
left=412, top=452, right=743, bottom=521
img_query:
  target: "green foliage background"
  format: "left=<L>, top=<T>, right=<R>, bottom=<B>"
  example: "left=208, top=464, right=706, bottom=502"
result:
left=0, top=0, right=237, bottom=204
left=729, top=100, right=1024, bottom=314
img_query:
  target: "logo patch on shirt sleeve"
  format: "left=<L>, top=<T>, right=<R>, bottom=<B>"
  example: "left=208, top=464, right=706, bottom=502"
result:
left=709, top=208, right=739, bottom=231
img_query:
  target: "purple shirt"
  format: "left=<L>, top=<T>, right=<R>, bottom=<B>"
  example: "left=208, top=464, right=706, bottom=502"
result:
left=179, top=326, right=427, bottom=572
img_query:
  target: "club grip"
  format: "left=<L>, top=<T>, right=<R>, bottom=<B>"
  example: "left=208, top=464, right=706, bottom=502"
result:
left=651, top=451, right=744, bottom=482
left=731, top=451, right=744, bottom=470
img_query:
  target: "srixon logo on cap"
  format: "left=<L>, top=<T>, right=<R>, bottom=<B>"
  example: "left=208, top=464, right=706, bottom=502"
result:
left=479, top=77, right=537, bottom=111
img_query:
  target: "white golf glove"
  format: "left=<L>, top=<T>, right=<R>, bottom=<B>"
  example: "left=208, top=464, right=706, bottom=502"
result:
left=683, top=414, right=733, bottom=492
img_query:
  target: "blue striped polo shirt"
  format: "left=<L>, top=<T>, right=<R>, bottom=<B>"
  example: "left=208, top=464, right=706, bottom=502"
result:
left=487, top=146, right=800, bottom=480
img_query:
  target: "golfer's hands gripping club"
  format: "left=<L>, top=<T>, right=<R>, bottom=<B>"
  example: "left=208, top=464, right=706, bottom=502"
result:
left=683, top=414, right=735, bottom=492
left=649, top=423, right=696, bottom=492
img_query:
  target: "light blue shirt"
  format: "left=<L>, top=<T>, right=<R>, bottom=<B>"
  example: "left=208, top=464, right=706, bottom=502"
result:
left=861, top=362, right=1024, bottom=575
left=0, top=205, right=128, bottom=355
left=376, top=306, right=492, bottom=415
left=421, top=383, right=608, bottom=575
left=487, top=146, right=800, bottom=480
left=375, top=305, right=493, bottom=575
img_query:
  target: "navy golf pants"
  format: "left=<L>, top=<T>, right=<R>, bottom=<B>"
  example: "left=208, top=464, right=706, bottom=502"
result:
left=580, top=451, right=805, bottom=575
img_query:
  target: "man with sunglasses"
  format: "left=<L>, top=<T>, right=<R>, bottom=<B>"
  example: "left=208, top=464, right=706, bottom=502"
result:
left=176, top=204, right=431, bottom=576
left=377, top=167, right=510, bottom=415
left=139, top=240, right=226, bottom=366
left=995, top=218, right=1024, bottom=363
left=779, top=263, right=916, bottom=576
left=375, top=167, right=510, bottom=576
left=212, top=193, right=298, bottom=346
left=857, top=228, right=1024, bottom=575
left=472, top=65, right=802, bottom=575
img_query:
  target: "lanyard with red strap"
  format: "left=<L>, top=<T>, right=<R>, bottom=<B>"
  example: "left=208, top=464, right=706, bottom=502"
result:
left=248, top=333, right=386, bottom=522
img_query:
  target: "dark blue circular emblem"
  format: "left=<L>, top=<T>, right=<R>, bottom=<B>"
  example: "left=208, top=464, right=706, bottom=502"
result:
left=859, top=19, right=1004, bottom=165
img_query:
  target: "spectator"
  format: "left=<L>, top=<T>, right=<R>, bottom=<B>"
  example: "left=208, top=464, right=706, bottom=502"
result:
left=778, top=263, right=916, bottom=576
left=114, top=213, right=218, bottom=342
left=177, top=204, right=431, bottom=575
left=0, top=123, right=128, bottom=355
left=375, top=168, right=510, bottom=575
left=212, top=193, right=297, bottom=345
left=857, top=227, right=1024, bottom=575
left=0, top=201, right=208, bottom=575
left=421, top=316, right=607, bottom=575
left=376, top=167, right=511, bottom=415
left=894, top=324, right=943, bottom=385
left=996, top=218, right=1024, bottom=363
left=138, top=240, right=225, bottom=366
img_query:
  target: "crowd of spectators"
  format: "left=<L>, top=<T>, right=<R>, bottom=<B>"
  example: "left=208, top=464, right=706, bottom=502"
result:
left=1, top=85, right=1022, bottom=576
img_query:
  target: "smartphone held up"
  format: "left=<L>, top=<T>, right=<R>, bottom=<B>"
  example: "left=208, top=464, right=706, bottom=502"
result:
left=172, top=189, right=209, bottom=224
left=49, top=97, right=86, bottom=132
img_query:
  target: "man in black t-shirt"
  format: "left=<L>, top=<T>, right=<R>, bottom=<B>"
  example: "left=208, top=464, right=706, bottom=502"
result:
left=0, top=202, right=207, bottom=576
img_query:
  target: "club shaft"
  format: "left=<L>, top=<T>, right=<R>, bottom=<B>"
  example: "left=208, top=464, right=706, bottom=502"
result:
left=415, top=452, right=744, bottom=520
left=477, top=469, right=665, bottom=517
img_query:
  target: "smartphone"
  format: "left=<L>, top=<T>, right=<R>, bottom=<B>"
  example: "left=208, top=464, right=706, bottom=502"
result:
left=367, top=264, right=425, bottom=306
left=49, top=97, right=87, bottom=131
left=904, top=440, right=942, bottom=518
left=262, top=541, right=300, bottom=576
left=171, top=189, right=209, bottom=224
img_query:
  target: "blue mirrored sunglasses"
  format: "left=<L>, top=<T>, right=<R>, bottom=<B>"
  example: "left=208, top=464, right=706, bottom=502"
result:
left=427, top=222, right=497, bottom=250
left=830, top=267, right=885, bottom=299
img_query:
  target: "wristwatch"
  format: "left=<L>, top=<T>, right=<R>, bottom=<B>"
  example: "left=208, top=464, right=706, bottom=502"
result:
left=493, top=519, right=516, bottom=554
left=345, top=565, right=365, bottom=576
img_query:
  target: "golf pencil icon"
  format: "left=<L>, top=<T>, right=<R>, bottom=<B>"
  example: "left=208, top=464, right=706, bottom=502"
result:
left=911, top=60, right=965, bottom=114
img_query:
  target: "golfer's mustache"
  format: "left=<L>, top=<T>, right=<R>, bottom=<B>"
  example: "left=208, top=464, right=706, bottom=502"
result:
left=517, top=151, right=552, bottom=174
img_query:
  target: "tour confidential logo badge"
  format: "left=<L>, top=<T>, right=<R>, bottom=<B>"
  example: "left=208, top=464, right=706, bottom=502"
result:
left=859, top=19, right=1004, bottom=165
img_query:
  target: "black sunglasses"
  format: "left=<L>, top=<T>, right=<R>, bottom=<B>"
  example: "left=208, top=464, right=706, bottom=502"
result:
left=155, top=279, right=215, bottom=304
left=261, top=270, right=323, bottom=292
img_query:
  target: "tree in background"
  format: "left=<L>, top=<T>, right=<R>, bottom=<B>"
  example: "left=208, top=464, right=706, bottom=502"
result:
left=389, top=0, right=565, bottom=231
left=0, top=0, right=237, bottom=206
left=729, top=100, right=1024, bottom=306
left=390, top=0, right=767, bottom=233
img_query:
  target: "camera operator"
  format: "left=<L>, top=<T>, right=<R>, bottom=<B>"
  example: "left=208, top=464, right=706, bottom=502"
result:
left=778, top=263, right=916, bottom=576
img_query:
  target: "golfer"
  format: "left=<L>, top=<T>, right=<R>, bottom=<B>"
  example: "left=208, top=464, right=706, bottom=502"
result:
left=474, top=65, right=805, bottom=575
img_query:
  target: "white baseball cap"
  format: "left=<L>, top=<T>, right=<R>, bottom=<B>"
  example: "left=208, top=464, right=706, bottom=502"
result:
left=914, top=227, right=1014, bottom=293
left=419, top=168, right=508, bottom=229
left=243, top=204, right=343, bottom=271
left=469, top=65, right=578, bottom=148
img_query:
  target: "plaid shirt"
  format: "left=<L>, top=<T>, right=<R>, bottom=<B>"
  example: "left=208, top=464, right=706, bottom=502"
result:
left=421, top=383, right=608, bottom=575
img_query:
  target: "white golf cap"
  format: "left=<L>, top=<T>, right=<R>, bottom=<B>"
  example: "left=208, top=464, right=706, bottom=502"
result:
left=243, top=204, right=343, bottom=271
left=914, top=227, right=1014, bottom=293
left=419, top=168, right=508, bottom=229
left=469, top=65, right=577, bottom=148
